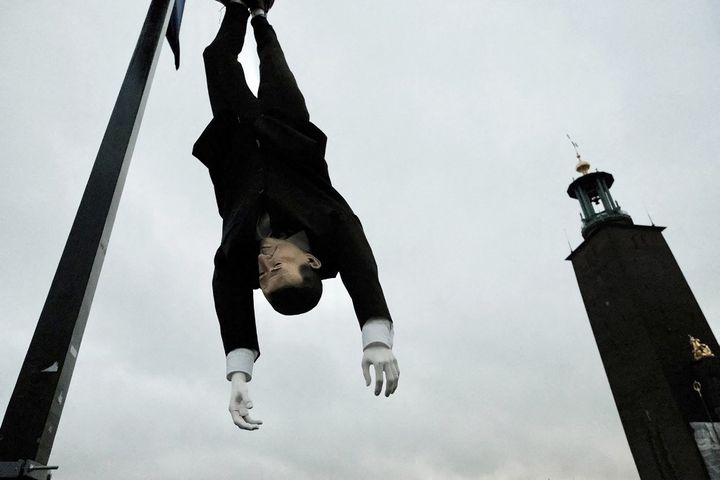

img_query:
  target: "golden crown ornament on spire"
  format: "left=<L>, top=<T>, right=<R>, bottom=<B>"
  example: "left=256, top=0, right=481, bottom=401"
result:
left=567, top=134, right=591, bottom=175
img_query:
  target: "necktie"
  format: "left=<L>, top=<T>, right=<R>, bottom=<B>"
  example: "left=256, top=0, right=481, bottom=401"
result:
left=256, top=211, right=272, bottom=239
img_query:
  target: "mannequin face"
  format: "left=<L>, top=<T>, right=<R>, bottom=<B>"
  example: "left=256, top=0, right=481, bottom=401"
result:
left=258, top=238, right=321, bottom=295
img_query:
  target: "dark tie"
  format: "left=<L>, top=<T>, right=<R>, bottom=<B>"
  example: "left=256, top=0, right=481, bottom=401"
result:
left=256, top=211, right=272, bottom=239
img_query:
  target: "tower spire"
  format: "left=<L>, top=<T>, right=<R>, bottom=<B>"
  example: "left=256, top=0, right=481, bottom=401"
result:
left=567, top=134, right=591, bottom=175
left=565, top=140, right=632, bottom=238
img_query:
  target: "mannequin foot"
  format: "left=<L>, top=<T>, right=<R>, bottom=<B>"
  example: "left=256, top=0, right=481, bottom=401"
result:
left=244, top=0, right=274, bottom=13
left=215, top=0, right=247, bottom=7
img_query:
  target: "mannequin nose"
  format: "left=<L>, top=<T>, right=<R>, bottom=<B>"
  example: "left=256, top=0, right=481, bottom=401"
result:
left=258, top=254, right=271, bottom=271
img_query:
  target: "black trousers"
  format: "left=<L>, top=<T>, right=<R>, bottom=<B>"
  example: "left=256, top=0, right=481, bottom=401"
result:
left=203, top=5, right=309, bottom=126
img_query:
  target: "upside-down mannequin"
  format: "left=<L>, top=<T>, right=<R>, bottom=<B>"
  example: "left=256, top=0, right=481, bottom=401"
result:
left=193, top=0, right=399, bottom=430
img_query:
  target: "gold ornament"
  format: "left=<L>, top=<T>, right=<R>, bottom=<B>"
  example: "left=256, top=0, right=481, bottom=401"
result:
left=689, top=335, right=715, bottom=361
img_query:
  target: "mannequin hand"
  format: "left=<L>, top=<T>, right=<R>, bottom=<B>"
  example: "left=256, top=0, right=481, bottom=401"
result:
left=361, top=344, right=400, bottom=397
left=229, top=372, right=263, bottom=431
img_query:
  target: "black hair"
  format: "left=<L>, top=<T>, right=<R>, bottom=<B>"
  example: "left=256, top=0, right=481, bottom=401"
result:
left=266, top=263, right=323, bottom=315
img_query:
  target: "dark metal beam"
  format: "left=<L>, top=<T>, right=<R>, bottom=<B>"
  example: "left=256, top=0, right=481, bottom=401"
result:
left=0, top=0, right=175, bottom=468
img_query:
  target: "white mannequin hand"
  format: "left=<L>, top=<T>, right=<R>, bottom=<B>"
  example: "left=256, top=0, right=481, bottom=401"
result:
left=229, top=372, right=263, bottom=430
left=361, top=345, right=400, bottom=397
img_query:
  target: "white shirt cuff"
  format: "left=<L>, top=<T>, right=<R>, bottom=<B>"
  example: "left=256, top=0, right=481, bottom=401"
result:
left=226, top=348, right=258, bottom=381
left=361, top=318, right=394, bottom=350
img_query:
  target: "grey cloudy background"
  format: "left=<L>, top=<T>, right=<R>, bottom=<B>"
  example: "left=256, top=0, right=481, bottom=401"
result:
left=2, top=1, right=720, bottom=478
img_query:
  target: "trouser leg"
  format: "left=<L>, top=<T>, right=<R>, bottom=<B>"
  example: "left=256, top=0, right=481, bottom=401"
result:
left=203, top=5, right=259, bottom=119
left=252, top=16, right=310, bottom=124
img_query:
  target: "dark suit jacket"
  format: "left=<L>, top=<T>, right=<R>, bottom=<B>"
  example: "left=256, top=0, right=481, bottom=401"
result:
left=193, top=112, right=392, bottom=357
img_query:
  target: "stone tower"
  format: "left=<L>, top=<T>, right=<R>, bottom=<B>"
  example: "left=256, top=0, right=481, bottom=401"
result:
left=566, top=152, right=720, bottom=479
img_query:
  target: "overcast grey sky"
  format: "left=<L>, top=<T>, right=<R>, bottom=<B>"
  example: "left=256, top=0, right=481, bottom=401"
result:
left=2, top=1, right=720, bottom=479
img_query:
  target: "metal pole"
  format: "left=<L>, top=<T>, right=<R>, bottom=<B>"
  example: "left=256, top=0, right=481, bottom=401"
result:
left=0, top=0, right=174, bottom=471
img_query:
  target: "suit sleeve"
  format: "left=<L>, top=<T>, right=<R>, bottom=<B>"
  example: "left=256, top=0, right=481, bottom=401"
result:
left=212, top=247, right=261, bottom=357
left=336, top=216, right=392, bottom=329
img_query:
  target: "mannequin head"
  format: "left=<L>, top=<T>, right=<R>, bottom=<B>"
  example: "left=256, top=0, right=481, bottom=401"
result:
left=258, top=238, right=323, bottom=315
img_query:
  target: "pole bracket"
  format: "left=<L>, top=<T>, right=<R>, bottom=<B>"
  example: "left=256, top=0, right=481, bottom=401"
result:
left=0, top=461, right=58, bottom=480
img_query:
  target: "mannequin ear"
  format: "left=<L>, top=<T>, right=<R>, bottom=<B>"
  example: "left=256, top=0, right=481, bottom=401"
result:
left=305, top=254, right=322, bottom=269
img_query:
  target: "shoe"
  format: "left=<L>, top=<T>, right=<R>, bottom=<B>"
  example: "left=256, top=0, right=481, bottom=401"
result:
left=245, top=0, right=273, bottom=12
